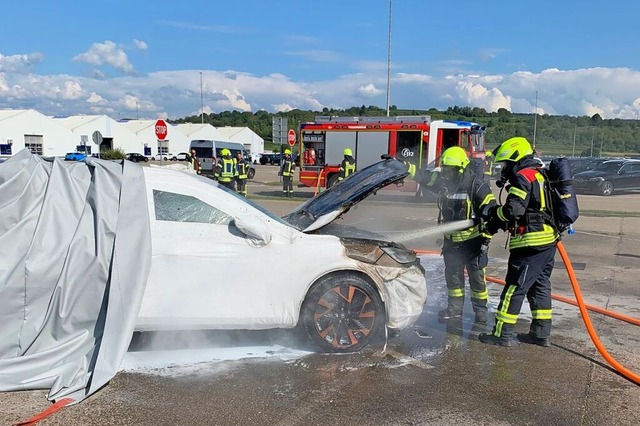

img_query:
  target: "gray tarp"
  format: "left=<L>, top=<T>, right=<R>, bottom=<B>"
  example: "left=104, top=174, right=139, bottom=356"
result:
left=0, top=149, right=151, bottom=403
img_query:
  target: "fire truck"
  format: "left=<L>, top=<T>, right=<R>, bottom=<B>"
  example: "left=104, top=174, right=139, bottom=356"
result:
left=297, top=115, right=486, bottom=190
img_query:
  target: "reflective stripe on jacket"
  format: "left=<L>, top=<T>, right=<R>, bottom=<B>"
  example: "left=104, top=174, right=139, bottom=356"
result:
left=215, top=158, right=235, bottom=182
left=236, top=161, right=249, bottom=179
left=338, top=157, right=356, bottom=180
left=495, top=163, right=559, bottom=250
left=427, top=168, right=497, bottom=242
left=281, top=158, right=295, bottom=177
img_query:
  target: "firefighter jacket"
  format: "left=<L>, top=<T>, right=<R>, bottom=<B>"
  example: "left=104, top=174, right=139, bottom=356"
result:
left=214, top=158, right=235, bottom=183
left=484, top=156, right=493, bottom=176
left=281, top=157, right=295, bottom=177
left=189, top=154, right=200, bottom=173
left=493, top=157, right=559, bottom=250
left=425, top=167, right=496, bottom=243
left=338, top=156, right=356, bottom=181
left=235, top=159, right=249, bottom=180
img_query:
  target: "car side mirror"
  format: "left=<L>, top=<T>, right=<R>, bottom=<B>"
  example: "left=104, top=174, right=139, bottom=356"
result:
left=234, top=214, right=272, bottom=246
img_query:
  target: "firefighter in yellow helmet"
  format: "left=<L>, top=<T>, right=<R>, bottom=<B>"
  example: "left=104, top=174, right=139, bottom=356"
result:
left=214, top=148, right=235, bottom=190
left=421, top=146, right=497, bottom=324
left=484, top=150, right=494, bottom=178
left=279, top=148, right=296, bottom=197
left=338, top=148, right=356, bottom=182
left=234, top=151, right=249, bottom=196
left=479, top=137, right=559, bottom=347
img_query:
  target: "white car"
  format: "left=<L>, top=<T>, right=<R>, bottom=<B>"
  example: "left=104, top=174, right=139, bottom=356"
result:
left=137, top=159, right=427, bottom=353
left=176, top=152, right=190, bottom=161
left=154, top=153, right=177, bottom=161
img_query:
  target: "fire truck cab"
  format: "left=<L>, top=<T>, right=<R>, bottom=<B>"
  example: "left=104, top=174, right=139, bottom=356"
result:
left=298, top=116, right=486, bottom=190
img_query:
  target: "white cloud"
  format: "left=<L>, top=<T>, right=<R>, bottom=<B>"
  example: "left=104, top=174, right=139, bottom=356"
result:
left=356, top=83, right=382, bottom=97
left=133, top=39, right=148, bottom=50
left=87, top=92, right=104, bottom=103
left=73, top=41, right=134, bottom=73
left=273, top=103, right=294, bottom=112
left=1, top=53, right=640, bottom=121
left=0, top=52, right=44, bottom=72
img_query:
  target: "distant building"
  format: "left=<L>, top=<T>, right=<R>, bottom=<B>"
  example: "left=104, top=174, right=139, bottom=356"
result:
left=0, top=109, right=75, bottom=157
left=216, top=126, right=264, bottom=158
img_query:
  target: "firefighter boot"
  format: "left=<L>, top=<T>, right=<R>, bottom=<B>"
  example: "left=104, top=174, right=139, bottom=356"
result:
left=438, top=297, right=463, bottom=321
left=478, top=332, right=514, bottom=347
left=517, top=332, right=550, bottom=347
left=474, top=309, right=488, bottom=324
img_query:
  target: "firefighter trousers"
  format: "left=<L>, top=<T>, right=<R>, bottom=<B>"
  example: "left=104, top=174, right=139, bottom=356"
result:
left=442, top=237, right=489, bottom=315
left=491, top=244, right=556, bottom=339
left=282, top=176, right=293, bottom=195
left=236, top=178, right=247, bottom=196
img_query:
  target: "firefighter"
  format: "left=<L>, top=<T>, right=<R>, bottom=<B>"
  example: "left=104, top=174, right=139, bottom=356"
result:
left=484, top=151, right=494, bottom=178
left=479, top=136, right=559, bottom=347
left=189, top=148, right=200, bottom=174
left=279, top=149, right=296, bottom=197
left=338, top=148, right=356, bottom=182
left=214, top=148, right=235, bottom=189
left=235, top=152, right=249, bottom=196
left=422, top=146, right=497, bottom=324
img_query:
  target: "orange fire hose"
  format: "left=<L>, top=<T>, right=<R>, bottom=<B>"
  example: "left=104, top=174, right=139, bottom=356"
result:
left=414, top=245, right=640, bottom=385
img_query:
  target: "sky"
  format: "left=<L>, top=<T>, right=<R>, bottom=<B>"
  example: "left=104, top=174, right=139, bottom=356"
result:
left=1, top=0, right=639, bottom=120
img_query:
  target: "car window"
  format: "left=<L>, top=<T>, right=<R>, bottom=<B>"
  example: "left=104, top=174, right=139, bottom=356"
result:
left=593, top=162, right=624, bottom=172
left=153, top=190, right=231, bottom=224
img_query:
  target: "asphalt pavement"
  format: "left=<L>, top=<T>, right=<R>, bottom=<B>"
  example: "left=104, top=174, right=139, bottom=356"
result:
left=2, top=163, right=639, bottom=426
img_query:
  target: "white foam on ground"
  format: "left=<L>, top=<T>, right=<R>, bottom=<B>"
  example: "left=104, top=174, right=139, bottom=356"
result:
left=122, top=345, right=312, bottom=376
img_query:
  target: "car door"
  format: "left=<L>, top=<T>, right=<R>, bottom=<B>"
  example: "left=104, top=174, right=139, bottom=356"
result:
left=617, top=163, right=640, bottom=190
left=139, top=178, right=306, bottom=330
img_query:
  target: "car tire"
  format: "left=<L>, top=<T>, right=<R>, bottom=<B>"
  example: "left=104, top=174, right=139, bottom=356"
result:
left=144, top=157, right=149, bottom=162
left=247, top=168, right=255, bottom=179
left=327, top=174, right=339, bottom=189
left=301, top=273, right=385, bottom=353
left=601, top=181, right=614, bottom=196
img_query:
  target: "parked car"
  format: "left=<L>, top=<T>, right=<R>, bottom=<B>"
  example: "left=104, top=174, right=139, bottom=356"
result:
left=176, top=152, right=190, bottom=161
left=153, top=153, right=177, bottom=161
left=64, top=152, right=87, bottom=161
left=259, top=153, right=282, bottom=166
left=573, top=159, right=640, bottom=196
left=126, top=153, right=149, bottom=163
left=136, top=158, right=426, bottom=353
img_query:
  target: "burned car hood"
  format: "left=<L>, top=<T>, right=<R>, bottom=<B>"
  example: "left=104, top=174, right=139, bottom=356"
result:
left=283, top=159, right=409, bottom=232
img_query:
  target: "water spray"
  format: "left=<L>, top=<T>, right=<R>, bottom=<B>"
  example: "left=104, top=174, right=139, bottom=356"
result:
left=381, top=219, right=475, bottom=244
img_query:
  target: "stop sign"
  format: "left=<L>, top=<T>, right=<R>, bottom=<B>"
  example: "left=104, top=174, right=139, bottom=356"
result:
left=155, top=119, right=168, bottom=140
left=288, top=129, right=296, bottom=147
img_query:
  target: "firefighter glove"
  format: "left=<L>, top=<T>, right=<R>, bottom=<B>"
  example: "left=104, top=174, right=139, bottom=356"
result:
left=481, top=205, right=498, bottom=221
left=484, top=216, right=507, bottom=235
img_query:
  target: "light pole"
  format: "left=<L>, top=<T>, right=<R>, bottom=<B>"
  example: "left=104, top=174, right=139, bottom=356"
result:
left=532, top=90, right=538, bottom=151
left=385, top=0, right=392, bottom=117
left=200, top=71, right=204, bottom=124
left=590, top=127, right=595, bottom=157
left=572, top=118, right=577, bottom=157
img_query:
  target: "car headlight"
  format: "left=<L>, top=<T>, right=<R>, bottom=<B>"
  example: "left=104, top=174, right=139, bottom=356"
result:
left=589, top=177, right=605, bottom=181
left=381, top=245, right=417, bottom=264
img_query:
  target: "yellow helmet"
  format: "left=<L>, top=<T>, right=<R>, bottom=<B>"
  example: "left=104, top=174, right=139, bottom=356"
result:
left=440, top=146, right=470, bottom=169
left=344, top=148, right=353, bottom=156
left=494, top=137, right=533, bottom=162
left=221, top=148, right=231, bottom=156
left=284, top=149, right=291, bottom=155
left=485, top=150, right=493, bottom=158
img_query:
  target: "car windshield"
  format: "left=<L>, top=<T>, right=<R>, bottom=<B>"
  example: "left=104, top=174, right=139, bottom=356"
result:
left=592, top=162, right=624, bottom=172
left=194, top=174, right=291, bottom=226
